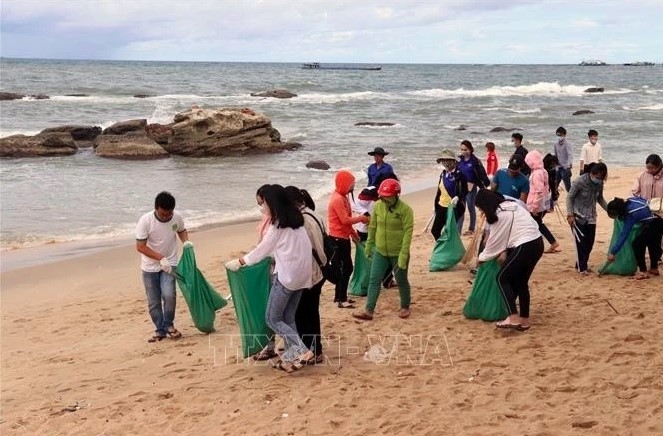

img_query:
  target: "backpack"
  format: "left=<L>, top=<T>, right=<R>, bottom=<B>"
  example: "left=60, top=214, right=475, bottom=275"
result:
left=303, top=212, right=338, bottom=284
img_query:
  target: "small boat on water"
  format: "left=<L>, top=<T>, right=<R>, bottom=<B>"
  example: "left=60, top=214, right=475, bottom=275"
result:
left=579, top=60, right=607, bottom=66
left=301, top=62, right=382, bottom=71
left=623, top=61, right=655, bottom=66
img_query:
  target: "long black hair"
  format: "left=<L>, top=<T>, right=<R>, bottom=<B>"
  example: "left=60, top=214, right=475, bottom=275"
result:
left=285, top=186, right=316, bottom=211
left=475, top=189, right=506, bottom=224
left=263, top=184, right=304, bottom=229
left=607, top=197, right=627, bottom=220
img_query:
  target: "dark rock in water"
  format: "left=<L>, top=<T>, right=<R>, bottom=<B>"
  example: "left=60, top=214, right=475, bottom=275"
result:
left=572, top=110, right=595, bottom=116
left=145, top=123, right=173, bottom=145
left=103, top=119, right=148, bottom=135
left=40, top=125, right=102, bottom=142
left=354, top=122, right=395, bottom=127
left=470, top=132, right=483, bottom=135
left=454, top=125, right=469, bottom=131
left=65, top=93, right=89, bottom=97
left=0, top=92, right=26, bottom=100
left=29, top=94, right=50, bottom=100
left=250, top=89, right=298, bottom=99
left=0, top=133, right=78, bottom=157
left=133, top=94, right=154, bottom=98
left=94, top=133, right=169, bottom=160
left=306, top=160, right=330, bottom=170
left=490, top=127, right=522, bottom=133
left=584, top=87, right=604, bottom=93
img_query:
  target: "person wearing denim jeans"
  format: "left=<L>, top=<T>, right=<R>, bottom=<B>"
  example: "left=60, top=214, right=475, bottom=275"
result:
left=266, top=275, right=309, bottom=362
left=554, top=126, right=573, bottom=192
left=136, top=191, right=189, bottom=343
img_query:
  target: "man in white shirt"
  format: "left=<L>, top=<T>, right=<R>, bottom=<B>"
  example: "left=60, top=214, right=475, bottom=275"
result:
left=136, top=191, right=189, bottom=343
left=579, top=129, right=604, bottom=175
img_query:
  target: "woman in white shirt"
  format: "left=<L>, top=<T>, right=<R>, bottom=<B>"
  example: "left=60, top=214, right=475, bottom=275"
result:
left=226, top=185, right=315, bottom=372
left=476, top=189, right=543, bottom=331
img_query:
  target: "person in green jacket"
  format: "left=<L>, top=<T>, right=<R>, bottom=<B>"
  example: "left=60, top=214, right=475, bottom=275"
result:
left=353, top=179, right=414, bottom=320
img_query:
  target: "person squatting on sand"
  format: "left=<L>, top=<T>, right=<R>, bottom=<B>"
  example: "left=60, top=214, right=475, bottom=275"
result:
left=286, top=186, right=327, bottom=364
left=135, top=191, right=189, bottom=343
left=431, top=149, right=468, bottom=240
left=353, top=179, right=414, bottom=321
left=475, top=189, right=544, bottom=331
left=328, top=170, right=369, bottom=308
left=458, top=140, right=491, bottom=236
left=566, top=163, right=609, bottom=276
left=525, top=150, right=560, bottom=253
left=225, top=185, right=315, bottom=372
left=606, top=197, right=662, bottom=280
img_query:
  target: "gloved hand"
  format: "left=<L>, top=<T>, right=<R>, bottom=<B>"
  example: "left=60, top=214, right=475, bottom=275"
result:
left=183, top=240, right=194, bottom=248
left=451, top=196, right=459, bottom=206
left=397, top=255, right=408, bottom=271
left=159, top=257, right=173, bottom=274
left=225, top=259, right=242, bottom=272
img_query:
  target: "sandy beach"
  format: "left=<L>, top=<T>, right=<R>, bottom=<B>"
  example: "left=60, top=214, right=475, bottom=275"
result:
left=1, top=166, right=661, bottom=435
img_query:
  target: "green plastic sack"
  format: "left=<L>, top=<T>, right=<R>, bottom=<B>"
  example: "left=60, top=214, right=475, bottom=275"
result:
left=429, top=204, right=466, bottom=271
left=598, top=220, right=641, bottom=276
left=176, top=245, right=227, bottom=333
left=463, top=259, right=509, bottom=321
left=226, top=257, right=273, bottom=358
left=349, top=241, right=370, bottom=296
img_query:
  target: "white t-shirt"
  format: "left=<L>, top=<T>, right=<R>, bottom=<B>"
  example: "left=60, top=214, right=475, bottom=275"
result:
left=243, top=224, right=313, bottom=291
left=478, top=202, right=541, bottom=262
left=136, top=211, right=186, bottom=272
left=580, top=141, right=603, bottom=165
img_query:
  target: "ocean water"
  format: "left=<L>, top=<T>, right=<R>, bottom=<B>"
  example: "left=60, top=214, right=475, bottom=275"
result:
left=1, top=59, right=662, bottom=257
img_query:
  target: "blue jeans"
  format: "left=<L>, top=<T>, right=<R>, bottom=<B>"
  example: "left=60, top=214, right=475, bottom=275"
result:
left=265, top=275, right=308, bottom=362
left=464, top=185, right=478, bottom=232
left=142, top=269, right=177, bottom=336
left=556, top=166, right=572, bottom=192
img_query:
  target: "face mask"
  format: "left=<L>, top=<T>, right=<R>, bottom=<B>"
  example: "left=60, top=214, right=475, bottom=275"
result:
left=556, top=136, right=564, bottom=143
left=590, top=176, right=602, bottom=185
left=589, top=138, right=597, bottom=145
left=381, top=197, right=397, bottom=207
left=260, top=204, right=269, bottom=215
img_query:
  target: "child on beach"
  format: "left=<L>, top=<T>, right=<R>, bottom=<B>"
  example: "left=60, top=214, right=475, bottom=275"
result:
left=352, top=186, right=378, bottom=241
left=225, top=185, right=315, bottom=373
left=431, top=149, right=469, bottom=240
left=328, top=170, right=369, bottom=308
left=353, top=179, right=414, bottom=321
left=566, top=163, right=609, bottom=275
left=136, top=191, right=190, bottom=343
left=525, top=150, right=560, bottom=253
left=606, top=197, right=662, bottom=280
left=475, top=189, right=543, bottom=331
left=579, top=129, right=603, bottom=176
left=485, top=142, right=499, bottom=180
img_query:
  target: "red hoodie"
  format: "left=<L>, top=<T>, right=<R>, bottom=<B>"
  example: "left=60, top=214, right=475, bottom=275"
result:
left=328, top=170, right=364, bottom=239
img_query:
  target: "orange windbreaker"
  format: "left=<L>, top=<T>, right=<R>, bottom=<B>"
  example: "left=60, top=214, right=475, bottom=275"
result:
left=328, top=170, right=363, bottom=239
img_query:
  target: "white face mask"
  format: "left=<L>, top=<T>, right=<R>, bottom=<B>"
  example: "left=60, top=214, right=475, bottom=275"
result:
left=589, top=138, right=598, bottom=145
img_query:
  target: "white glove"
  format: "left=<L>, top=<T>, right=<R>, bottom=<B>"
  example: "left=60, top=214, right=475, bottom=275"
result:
left=225, top=259, right=242, bottom=272
left=159, top=257, right=172, bottom=274
left=183, top=241, right=193, bottom=248
left=451, top=196, right=459, bottom=206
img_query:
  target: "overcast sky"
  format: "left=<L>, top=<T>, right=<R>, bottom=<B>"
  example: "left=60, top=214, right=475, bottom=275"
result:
left=1, top=0, right=661, bottom=64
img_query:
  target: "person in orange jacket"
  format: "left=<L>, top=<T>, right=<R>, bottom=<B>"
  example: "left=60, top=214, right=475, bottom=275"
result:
left=328, top=170, right=369, bottom=308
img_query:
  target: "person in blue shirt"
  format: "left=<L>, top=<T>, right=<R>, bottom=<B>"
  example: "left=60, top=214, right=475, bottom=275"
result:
left=606, top=196, right=662, bottom=280
left=458, top=140, right=490, bottom=235
left=431, top=149, right=469, bottom=239
left=490, top=154, right=530, bottom=202
left=367, top=147, right=394, bottom=187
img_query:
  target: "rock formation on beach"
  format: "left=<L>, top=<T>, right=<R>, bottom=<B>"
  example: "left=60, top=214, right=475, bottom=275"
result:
left=306, top=160, right=330, bottom=170
left=572, top=110, right=595, bottom=116
left=0, top=133, right=78, bottom=157
left=489, top=127, right=522, bottom=133
left=354, top=122, right=395, bottom=127
left=584, top=87, right=604, bottom=93
left=0, top=92, right=50, bottom=100
left=1, top=108, right=296, bottom=159
left=249, top=89, right=297, bottom=99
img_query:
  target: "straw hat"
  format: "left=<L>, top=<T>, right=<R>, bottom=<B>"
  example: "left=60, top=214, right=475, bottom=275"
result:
left=436, top=148, right=459, bottom=164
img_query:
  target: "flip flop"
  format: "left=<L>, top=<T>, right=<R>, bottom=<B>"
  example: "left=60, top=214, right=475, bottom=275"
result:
left=273, top=360, right=299, bottom=373
left=147, top=335, right=166, bottom=343
left=252, top=348, right=278, bottom=361
left=515, top=325, right=530, bottom=332
left=167, top=328, right=182, bottom=339
left=398, top=308, right=411, bottom=319
left=337, top=302, right=355, bottom=309
left=495, top=320, right=521, bottom=330
left=352, top=311, right=374, bottom=321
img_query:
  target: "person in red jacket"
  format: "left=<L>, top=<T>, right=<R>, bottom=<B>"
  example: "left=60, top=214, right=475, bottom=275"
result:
left=328, top=170, right=369, bottom=308
left=485, top=142, right=499, bottom=180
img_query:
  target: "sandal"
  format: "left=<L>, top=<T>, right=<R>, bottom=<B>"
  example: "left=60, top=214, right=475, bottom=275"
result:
left=633, top=271, right=650, bottom=280
left=337, top=302, right=355, bottom=309
left=305, top=354, right=325, bottom=365
left=147, top=334, right=166, bottom=343
left=272, top=360, right=299, bottom=374
left=297, top=350, right=315, bottom=365
left=167, top=328, right=182, bottom=339
left=495, top=319, right=521, bottom=330
left=648, top=268, right=660, bottom=276
left=352, top=311, right=374, bottom=321
left=252, top=348, right=278, bottom=361
left=398, top=308, right=411, bottom=319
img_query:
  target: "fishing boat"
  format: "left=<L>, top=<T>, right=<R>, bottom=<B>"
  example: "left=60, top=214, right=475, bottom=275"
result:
left=301, top=62, right=382, bottom=71
left=623, top=61, right=655, bottom=66
left=579, top=60, right=607, bottom=66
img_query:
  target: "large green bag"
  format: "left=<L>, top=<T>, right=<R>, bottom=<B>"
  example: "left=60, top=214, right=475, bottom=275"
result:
left=176, top=245, right=227, bottom=333
left=463, top=259, right=509, bottom=321
left=226, top=257, right=273, bottom=358
left=429, top=204, right=466, bottom=271
left=598, top=220, right=641, bottom=276
left=349, top=241, right=370, bottom=296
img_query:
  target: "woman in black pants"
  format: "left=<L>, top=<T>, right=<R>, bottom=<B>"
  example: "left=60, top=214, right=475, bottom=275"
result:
left=476, top=190, right=544, bottom=331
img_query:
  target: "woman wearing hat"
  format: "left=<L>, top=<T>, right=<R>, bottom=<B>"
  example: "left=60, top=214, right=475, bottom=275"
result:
left=367, top=147, right=394, bottom=187
left=431, top=149, right=469, bottom=240
left=353, top=179, right=414, bottom=320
